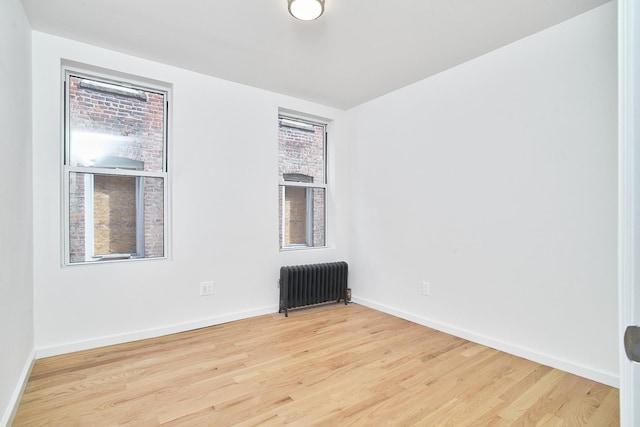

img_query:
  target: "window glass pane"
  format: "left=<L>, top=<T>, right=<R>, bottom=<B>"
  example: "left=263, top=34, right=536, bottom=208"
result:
left=279, top=186, right=325, bottom=248
left=94, top=174, right=137, bottom=255
left=278, top=117, right=325, bottom=184
left=68, top=75, right=165, bottom=172
left=311, top=187, right=326, bottom=247
left=278, top=115, right=327, bottom=250
left=142, top=176, right=165, bottom=258
left=282, top=186, right=307, bottom=246
left=69, top=172, right=164, bottom=263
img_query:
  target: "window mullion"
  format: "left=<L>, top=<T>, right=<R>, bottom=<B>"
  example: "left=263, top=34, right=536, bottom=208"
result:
left=68, top=166, right=165, bottom=179
left=279, top=181, right=326, bottom=189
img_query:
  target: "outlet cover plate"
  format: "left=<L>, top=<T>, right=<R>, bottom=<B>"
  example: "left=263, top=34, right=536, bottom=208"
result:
left=422, top=281, right=431, bottom=296
left=200, top=281, right=214, bottom=296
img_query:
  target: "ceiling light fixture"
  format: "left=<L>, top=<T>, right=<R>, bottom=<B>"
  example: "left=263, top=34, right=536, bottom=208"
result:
left=288, top=0, right=325, bottom=21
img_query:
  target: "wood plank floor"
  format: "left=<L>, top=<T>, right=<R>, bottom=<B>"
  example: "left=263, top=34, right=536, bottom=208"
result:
left=14, top=304, right=619, bottom=426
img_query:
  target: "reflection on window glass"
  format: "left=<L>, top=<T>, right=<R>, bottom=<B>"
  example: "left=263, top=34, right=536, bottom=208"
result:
left=68, top=75, right=165, bottom=172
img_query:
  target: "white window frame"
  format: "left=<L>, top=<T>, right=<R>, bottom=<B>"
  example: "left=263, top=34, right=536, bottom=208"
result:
left=62, top=67, right=170, bottom=265
left=278, top=115, right=328, bottom=250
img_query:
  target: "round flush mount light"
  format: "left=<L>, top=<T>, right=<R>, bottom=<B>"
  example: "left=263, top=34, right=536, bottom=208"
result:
left=288, top=0, right=325, bottom=21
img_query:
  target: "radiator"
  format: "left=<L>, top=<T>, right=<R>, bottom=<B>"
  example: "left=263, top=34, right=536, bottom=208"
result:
left=279, top=261, right=348, bottom=317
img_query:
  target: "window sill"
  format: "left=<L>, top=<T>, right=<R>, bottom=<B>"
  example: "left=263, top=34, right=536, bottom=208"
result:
left=279, top=245, right=329, bottom=252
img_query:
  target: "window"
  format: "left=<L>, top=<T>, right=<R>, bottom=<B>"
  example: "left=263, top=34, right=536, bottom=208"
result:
left=63, top=69, right=169, bottom=264
left=278, top=116, right=327, bottom=249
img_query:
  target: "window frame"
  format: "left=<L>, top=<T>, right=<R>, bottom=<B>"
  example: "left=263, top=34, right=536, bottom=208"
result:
left=278, top=114, right=328, bottom=251
left=62, top=67, right=170, bottom=265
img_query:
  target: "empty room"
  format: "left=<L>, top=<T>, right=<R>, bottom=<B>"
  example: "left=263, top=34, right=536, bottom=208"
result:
left=2, top=0, right=637, bottom=425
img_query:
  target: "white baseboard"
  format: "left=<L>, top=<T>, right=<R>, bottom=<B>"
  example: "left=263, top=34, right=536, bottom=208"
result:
left=352, top=297, right=619, bottom=388
left=36, top=305, right=279, bottom=359
left=31, top=299, right=619, bottom=388
left=1, top=348, right=36, bottom=427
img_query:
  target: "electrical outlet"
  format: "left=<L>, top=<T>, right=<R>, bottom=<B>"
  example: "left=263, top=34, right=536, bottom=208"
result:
left=200, top=281, right=214, bottom=296
left=422, top=281, right=431, bottom=296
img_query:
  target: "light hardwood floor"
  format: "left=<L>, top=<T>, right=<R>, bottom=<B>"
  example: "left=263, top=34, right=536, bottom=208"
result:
left=14, top=304, right=619, bottom=426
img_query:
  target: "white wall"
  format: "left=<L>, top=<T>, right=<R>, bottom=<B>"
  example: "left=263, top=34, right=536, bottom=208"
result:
left=26, top=0, right=617, bottom=393
left=0, top=0, right=34, bottom=424
left=31, top=32, right=349, bottom=356
left=347, top=3, right=618, bottom=386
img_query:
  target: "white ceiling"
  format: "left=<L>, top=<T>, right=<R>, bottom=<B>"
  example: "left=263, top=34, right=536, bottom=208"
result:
left=21, top=0, right=610, bottom=110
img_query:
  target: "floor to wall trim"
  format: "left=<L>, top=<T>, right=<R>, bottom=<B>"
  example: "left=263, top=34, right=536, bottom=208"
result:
left=35, top=305, right=279, bottom=359
left=353, top=297, right=618, bottom=388
left=30, top=298, right=618, bottom=388
left=1, top=349, right=35, bottom=427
